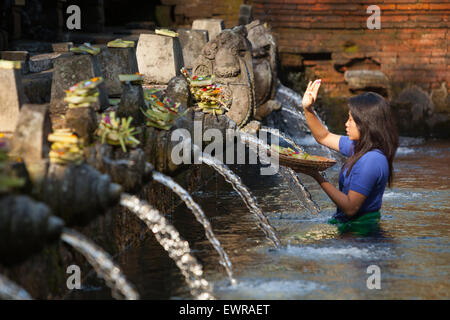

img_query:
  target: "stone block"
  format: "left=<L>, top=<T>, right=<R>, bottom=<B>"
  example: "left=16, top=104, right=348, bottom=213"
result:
left=10, top=104, right=51, bottom=163
left=0, top=67, right=25, bottom=132
left=344, top=70, right=389, bottom=91
left=136, top=33, right=184, bottom=85
left=192, top=19, right=224, bottom=41
left=65, top=107, right=97, bottom=144
left=52, top=42, right=73, bottom=53
left=177, top=29, right=208, bottom=70
left=22, top=70, right=53, bottom=104
left=117, top=83, right=146, bottom=125
left=50, top=54, right=109, bottom=123
left=98, top=47, right=139, bottom=97
left=10, top=104, right=51, bottom=187
left=29, top=53, right=64, bottom=73
left=1, top=50, right=29, bottom=74
left=1, top=50, right=29, bottom=61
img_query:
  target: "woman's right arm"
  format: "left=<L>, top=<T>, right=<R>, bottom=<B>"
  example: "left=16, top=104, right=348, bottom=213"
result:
left=302, top=80, right=341, bottom=152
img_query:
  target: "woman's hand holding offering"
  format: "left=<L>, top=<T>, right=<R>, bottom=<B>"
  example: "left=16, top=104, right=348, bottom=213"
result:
left=302, top=79, right=321, bottom=111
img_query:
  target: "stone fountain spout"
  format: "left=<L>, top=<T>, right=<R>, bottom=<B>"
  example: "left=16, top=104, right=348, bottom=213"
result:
left=0, top=195, right=64, bottom=266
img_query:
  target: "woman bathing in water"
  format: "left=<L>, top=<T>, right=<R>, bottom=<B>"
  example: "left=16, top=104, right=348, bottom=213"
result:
left=298, top=79, right=399, bottom=235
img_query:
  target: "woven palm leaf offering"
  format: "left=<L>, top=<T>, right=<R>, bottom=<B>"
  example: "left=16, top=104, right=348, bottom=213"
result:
left=269, top=145, right=336, bottom=171
left=142, top=93, right=187, bottom=130
left=96, top=112, right=140, bottom=152
left=69, top=42, right=101, bottom=55
left=107, top=38, right=135, bottom=48
left=48, top=129, right=85, bottom=165
left=64, top=77, right=104, bottom=108
left=0, top=135, right=25, bottom=193
left=180, top=67, right=231, bottom=116
left=155, top=29, right=179, bottom=37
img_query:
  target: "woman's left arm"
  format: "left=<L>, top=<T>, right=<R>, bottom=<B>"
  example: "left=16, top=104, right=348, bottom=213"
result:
left=311, top=172, right=367, bottom=217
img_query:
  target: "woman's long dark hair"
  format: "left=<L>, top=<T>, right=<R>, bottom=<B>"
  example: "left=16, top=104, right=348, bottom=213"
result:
left=344, top=92, right=399, bottom=187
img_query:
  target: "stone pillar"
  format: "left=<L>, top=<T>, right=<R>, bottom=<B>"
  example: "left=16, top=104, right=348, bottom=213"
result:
left=0, top=66, right=25, bottom=132
left=50, top=54, right=108, bottom=126
left=117, top=83, right=146, bottom=125
left=98, top=47, right=139, bottom=97
left=192, top=19, right=224, bottom=42
left=136, top=33, right=184, bottom=85
left=177, top=29, right=208, bottom=70
left=0, top=51, right=30, bottom=74
left=10, top=104, right=51, bottom=189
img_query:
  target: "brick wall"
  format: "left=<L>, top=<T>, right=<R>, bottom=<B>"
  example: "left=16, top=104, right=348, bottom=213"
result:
left=164, top=0, right=449, bottom=98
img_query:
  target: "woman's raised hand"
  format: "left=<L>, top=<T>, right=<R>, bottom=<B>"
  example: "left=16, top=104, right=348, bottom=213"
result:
left=302, top=79, right=321, bottom=110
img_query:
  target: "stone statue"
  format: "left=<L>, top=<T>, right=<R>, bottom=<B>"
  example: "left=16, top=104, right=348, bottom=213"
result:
left=192, top=26, right=256, bottom=128
left=245, top=20, right=281, bottom=120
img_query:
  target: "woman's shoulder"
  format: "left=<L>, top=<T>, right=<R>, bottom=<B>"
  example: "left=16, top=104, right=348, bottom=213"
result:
left=358, top=149, right=389, bottom=169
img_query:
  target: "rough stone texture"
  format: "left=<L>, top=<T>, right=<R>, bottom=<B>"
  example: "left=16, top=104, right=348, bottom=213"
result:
left=40, top=163, right=122, bottom=227
left=193, top=26, right=256, bottom=128
left=391, top=84, right=450, bottom=138
left=136, top=33, right=184, bottom=85
left=1, top=50, right=29, bottom=61
left=192, top=19, right=224, bottom=41
left=0, top=67, right=25, bottom=132
left=0, top=195, right=64, bottom=267
left=52, top=42, right=73, bottom=53
left=86, top=144, right=150, bottom=193
left=50, top=54, right=109, bottom=126
left=65, top=107, right=97, bottom=144
left=166, top=75, right=191, bottom=108
left=0, top=50, right=29, bottom=74
left=22, top=69, right=53, bottom=104
left=344, top=70, right=390, bottom=92
left=28, top=53, right=63, bottom=73
left=177, top=29, right=208, bottom=70
left=9, top=103, right=51, bottom=188
left=10, top=104, right=51, bottom=163
left=246, top=20, right=280, bottom=120
left=117, top=83, right=146, bottom=125
left=430, top=82, right=449, bottom=114
left=241, top=120, right=261, bottom=135
left=98, top=47, right=139, bottom=97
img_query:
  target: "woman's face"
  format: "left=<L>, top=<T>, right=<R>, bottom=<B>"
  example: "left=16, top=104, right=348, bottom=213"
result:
left=345, top=112, right=360, bottom=141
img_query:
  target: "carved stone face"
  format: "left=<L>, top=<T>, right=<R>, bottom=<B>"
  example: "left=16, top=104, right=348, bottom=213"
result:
left=193, top=26, right=256, bottom=128
left=245, top=20, right=279, bottom=115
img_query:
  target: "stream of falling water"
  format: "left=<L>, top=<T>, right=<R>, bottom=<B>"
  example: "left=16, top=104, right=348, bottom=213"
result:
left=197, top=152, right=281, bottom=248
left=260, top=126, right=305, bottom=153
left=152, top=170, right=236, bottom=285
left=238, top=131, right=320, bottom=214
left=61, top=228, right=139, bottom=300
left=0, top=274, right=32, bottom=300
left=275, top=84, right=336, bottom=160
left=119, top=193, right=215, bottom=300
left=278, top=166, right=320, bottom=214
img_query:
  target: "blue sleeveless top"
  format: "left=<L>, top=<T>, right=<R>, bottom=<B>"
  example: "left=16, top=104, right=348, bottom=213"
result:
left=333, top=136, right=389, bottom=222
